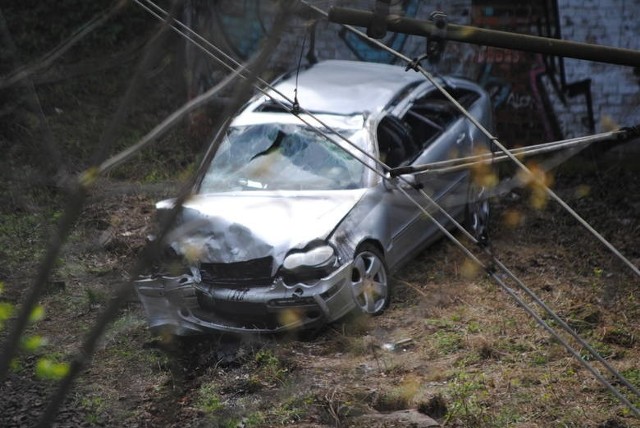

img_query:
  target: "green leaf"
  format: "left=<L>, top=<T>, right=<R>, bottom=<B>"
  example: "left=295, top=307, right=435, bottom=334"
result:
left=10, top=358, right=21, bottom=372
left=22, top=335, right=47, bottom=352
left=0, top=302, right=14, bottom=321
left=36, top=358, right=70, bottom=380
left=29, top=305, right=45, bottom=323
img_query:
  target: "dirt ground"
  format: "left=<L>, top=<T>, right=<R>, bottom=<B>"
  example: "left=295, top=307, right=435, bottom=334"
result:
left=1, top=143, right=640, bottom=427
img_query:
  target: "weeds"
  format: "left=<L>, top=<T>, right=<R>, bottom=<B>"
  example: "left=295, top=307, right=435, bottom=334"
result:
left=77, top=394, right=106, bottom=425
left=265, top=393, right=313, bottom=425
left=373, top=377, right=420, bottom=412
left=195, top=382, right=224, bottom=413
left=444, top=371, right=489, bottom=426
left=0, top=212, right=48, bottom=270
left=250, top=348, right=290, bottom=388
left=318, top=389, right=355, bottom=427
left=433, top=330, right=464, bottom=355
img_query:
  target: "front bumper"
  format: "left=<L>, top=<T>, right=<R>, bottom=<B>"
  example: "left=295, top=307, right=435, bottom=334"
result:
left=134, top=262, right=355, bottom=335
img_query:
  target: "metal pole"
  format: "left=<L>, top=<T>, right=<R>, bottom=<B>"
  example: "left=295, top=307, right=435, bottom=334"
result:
left=328, top=7, right=640, bottom=67
left=390, top=127, right=638, bottom=176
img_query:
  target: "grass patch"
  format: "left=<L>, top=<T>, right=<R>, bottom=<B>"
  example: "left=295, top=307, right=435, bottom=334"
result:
left=248, top=348, right=292, bottom=389
left=373, top=377, right=420, bottom=412
left=444, top=371, right=490, bottom=426
left=75, top=393, right=107, bottom=426
left=262, top=393, right=314, bottom=426
left=432, top=330, right=464, bottom=355
left=0, top=211, right=49, bottom=271
left=195, top=382, right=225, bottom=413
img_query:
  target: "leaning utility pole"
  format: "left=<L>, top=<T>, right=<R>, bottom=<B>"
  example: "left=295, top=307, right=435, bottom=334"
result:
left=328, top=4, right=640, bottom=67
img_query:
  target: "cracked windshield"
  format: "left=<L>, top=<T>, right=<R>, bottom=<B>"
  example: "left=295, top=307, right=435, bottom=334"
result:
left=200, top=123, right=366, bottom=191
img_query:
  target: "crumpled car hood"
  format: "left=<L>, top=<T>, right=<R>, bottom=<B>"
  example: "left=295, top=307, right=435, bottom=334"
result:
left=159, top=189, right=367, bottom=271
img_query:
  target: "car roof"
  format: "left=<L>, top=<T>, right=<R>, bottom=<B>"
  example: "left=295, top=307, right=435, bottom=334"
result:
left=244, top=60, right=427, bottom=117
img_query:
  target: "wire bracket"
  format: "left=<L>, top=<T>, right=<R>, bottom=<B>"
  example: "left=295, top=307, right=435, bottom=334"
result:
left=405, top=54, right=429, bottom=72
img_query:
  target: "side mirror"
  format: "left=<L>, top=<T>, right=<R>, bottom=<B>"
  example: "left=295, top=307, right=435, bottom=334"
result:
left=397, top=174, right=423, bottom=190
left=383, top=172, right=422, bottom=190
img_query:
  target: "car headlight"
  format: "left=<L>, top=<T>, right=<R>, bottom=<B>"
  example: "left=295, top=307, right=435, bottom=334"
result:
left=282, top=245, right=337, bottom=274
left=281, top=245, right=338, bottom=285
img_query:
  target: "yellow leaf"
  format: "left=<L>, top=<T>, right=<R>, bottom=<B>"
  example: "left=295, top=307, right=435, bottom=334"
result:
left=503, top=209, right=524, bottom=228
left=278, top=309, right=303, bottom=329
left=79, top=167, right=99, bottom=188
left=460, top=259, right=481, bottom=279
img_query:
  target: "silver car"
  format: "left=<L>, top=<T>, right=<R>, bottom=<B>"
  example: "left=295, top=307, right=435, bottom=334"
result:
left=135, top=60, right=494, bottom=335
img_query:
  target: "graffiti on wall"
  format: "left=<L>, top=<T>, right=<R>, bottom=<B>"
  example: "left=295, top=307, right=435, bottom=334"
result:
left=338, top=0, right=420, bottom=64
left=182, top=0, right=598, bottom=143
left=181, top=0, right=426, bottom=114
left=207, top=0, right=422, bottom=65
left=470, top=0, right=594, bottom=144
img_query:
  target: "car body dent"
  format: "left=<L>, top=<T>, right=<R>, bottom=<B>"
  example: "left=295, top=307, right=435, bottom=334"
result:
left=158, top=189, right=367, bottom=272
left=136, top=259, right=356, bottom=334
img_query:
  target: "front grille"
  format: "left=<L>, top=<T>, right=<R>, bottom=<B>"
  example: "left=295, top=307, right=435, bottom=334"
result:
left=193, top=295, right=323, bottom=331
left=200, top=257, right=273, bottom=287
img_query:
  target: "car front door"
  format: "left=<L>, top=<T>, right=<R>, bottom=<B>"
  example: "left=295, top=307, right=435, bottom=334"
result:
left=382, top=95, right=474, bottom=267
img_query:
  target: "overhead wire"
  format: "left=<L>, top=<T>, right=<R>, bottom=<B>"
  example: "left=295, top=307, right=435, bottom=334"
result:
left=412, top=64, right=640, bottom=279
left=134, top=0, right=640, bottom=414
left=306, top=0, right=640, bottom=278
left=139, top=0, right=640, bottom=404
left=299, top=0, right=640, bottom=404
left=138, top=0, right=640, bottom=408
left=391, top=128, right=635, bottom=176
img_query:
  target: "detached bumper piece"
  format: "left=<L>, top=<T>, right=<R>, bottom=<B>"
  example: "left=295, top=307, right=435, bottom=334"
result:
left=134, top=263, right=355, bottom=335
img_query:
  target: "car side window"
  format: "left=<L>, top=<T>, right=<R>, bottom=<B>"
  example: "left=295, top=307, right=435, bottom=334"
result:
left=402, top=87, right=480, bottom=152
left=376, top=116, right=417, bottom=168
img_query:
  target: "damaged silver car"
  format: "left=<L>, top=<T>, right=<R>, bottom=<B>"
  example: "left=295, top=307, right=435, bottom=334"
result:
left=135, top=60, right=494, bottom=335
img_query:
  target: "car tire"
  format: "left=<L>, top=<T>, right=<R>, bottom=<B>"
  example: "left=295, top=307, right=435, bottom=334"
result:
left=350, top=244, right=390, bottom=315
left=465, top=180, right=491, bottom=245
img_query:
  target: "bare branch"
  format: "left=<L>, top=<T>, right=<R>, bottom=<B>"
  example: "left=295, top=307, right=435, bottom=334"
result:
left=0, top=0, right=170, bottom=385
left=0, top=0, right=127, bottom=90
left=34, top=1, right=296, bottom=425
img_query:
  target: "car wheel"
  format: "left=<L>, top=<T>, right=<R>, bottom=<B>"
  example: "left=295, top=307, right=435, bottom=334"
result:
left=350, top=244, right=389, bottom=315
left=465, top=180, right=490, bottom=245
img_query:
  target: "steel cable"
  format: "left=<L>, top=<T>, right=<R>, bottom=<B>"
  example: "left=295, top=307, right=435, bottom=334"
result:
left=302, top=0, right=640, bottom=403
left=134, top=0, right=640, bottom=414
left=308, top=0, right=640, bottom=279
left=317, top=4, right=640, bottom=409
left=393, top=129, right=633, bottom=176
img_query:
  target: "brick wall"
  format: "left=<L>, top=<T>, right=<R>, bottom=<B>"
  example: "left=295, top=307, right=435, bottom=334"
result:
left=206, top=0, right=639, bottom=145
left=555, top=0, right=640, bottom=138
